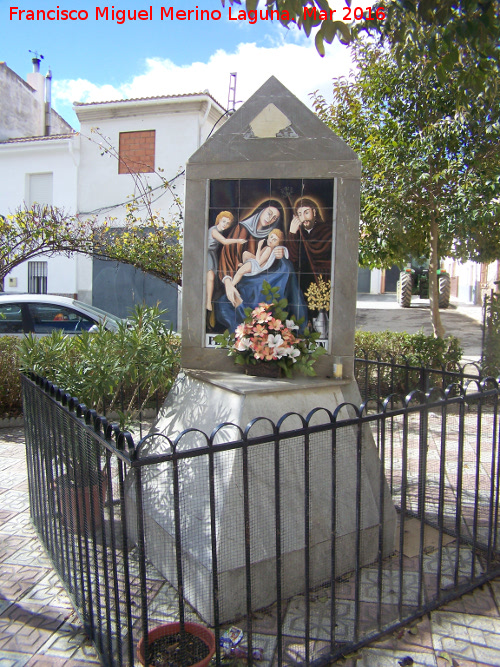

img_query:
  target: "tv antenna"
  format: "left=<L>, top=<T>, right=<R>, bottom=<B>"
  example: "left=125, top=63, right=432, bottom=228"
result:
left=227, top=72, right=237, bottom=113
left=29, top=50, right=44, bottom=60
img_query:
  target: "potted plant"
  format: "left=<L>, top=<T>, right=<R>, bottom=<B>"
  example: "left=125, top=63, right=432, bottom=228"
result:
left=305, top=275, right=331, bottom=338
left=137, top=621, right=216, bottom=667
left=215, top=281, right=325, bottom=378
left=54, top=461, right=107, bottom=533
left=44, top=408, right=108, bottom=534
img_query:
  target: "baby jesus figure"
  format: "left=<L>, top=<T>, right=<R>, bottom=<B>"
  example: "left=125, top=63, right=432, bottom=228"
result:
left=231, top=229, right=289, bottom=288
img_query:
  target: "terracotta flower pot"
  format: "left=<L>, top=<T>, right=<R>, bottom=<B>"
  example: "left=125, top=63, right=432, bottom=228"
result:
left=137, top=622, right=216, bottom=667
left=55, top=471, right=107, bottom=533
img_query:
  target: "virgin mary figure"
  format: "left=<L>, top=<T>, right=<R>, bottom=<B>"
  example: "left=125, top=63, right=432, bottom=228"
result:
left=214, top=200, right=308, bottom=332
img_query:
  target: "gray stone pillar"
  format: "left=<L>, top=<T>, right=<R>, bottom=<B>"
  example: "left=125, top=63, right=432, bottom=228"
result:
left=127, top=77, right=396, bottom=625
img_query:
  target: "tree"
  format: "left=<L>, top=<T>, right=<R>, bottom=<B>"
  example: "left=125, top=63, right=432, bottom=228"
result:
left=0, top=203, right=183, bottom=292
left=313, top=37, right=500, bottom=338
left=223, top=0, right=500, bottom=93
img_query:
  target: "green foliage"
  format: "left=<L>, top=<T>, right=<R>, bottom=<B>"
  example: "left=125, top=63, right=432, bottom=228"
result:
left=17, top=305, right=181, bottom=427
left=314, top=38, right=500, bottom=269
left=214, top=281, right=325, bottom=378
left=354, top=329, right=464, bottom=399
left=0, top=322, right=469, bottom=419
left=1, top=203, right=183, bottom=291
left=354, top=330, right=463, bottom=368
left=482, top=292, right=500, bottom=377
left=223, top=0, right=500, bottom=94
left=371, top=0, right=500, bottom=101
left=313, top=35, right=500, bottom=337
left=93, top=213, right=183, bottom=286
left=0, top=204, right=97, bottom=289
left=223, top=0, right=355, bottom=53
left=0, top=337, right=22, bottom=418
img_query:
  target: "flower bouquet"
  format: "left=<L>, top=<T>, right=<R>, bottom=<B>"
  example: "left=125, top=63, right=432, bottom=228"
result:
left=214, top=282, right=326, bottom=378
left=305, top=275, right=331, bottom=312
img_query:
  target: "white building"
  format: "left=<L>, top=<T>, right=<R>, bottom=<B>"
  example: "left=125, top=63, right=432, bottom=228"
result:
left=1, top=58, right=225, bottom=325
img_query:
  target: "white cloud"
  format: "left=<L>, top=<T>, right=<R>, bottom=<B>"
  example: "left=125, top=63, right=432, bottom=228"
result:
left=52, top=37, right=352, bottom=127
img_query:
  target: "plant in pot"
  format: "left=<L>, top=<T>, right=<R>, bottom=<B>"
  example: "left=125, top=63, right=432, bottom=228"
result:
left=215, top=281, right=325, bottom=378
left=54, top=455, right=107, bottom=533
left=45, top=409, right=108, bottom=534
left=137, top=621, right=216, bottom=667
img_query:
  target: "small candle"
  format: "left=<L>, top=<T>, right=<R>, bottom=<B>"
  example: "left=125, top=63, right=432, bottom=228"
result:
left=333, top=357, right=343, bottom=379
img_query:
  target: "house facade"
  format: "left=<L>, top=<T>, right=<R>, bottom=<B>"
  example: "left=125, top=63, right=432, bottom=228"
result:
left=1, top=58, right=226, bottom=326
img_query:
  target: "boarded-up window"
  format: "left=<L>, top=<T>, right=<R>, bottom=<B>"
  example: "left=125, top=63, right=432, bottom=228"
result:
left=118, top=130, right=156, bottom=174
left=27, top=172, right=53, bottom=206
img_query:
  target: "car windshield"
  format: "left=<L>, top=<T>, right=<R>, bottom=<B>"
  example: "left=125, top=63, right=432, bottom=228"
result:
left=71, top=301, right=124, bottom=326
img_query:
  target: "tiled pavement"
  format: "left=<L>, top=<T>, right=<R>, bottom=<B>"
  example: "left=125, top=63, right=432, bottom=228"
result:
left=3, top=425, right=500, bottom=666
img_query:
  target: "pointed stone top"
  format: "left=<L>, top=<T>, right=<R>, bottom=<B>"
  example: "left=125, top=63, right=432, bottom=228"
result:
left=189, top=76, right=357, bottom=165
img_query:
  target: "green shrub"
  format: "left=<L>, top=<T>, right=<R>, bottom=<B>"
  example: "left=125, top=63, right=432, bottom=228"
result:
left=0, top=316, right=466, bottom=421
left=18, top=304, right=181, bottom=427
left=354, top=330, right=463, bottom=368
left=354, top=330, right=463, bottom=399
left=0, top=337, right=23, bottom=418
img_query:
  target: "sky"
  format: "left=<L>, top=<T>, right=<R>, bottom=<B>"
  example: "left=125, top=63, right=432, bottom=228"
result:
left=1, top=0, right=355, bottom=129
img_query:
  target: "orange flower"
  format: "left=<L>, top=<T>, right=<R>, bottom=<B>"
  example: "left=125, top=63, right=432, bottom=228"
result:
left=252, top=324, right=267, bottom=337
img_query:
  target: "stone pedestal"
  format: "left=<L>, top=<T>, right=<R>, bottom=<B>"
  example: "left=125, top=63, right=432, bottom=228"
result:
left=126, top=370, right=396, bottom=625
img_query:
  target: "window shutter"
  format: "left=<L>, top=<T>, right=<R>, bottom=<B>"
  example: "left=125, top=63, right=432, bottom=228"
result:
left=28, top=173, right=53, bottom=206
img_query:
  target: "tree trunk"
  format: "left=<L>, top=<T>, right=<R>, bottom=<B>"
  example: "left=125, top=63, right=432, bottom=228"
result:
left=428, top=216, right=445, bottom=338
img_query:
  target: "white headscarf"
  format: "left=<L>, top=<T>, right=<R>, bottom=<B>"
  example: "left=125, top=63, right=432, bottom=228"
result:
left=239, top=206, right=282, bottom=239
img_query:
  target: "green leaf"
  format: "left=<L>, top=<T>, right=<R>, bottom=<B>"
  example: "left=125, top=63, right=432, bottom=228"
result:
left=315, top=30, right=326, bottom=56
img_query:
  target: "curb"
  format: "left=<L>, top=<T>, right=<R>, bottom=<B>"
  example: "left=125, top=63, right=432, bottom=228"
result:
left=0, top=409, right=159, bottom=430
left=0, top=416, right=24, bottom=429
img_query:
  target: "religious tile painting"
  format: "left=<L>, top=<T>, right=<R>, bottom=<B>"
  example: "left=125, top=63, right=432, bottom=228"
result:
left=206, top=178, right=334, bottom=348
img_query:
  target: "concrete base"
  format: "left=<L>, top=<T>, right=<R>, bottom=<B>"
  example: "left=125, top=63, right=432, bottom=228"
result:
left=126, top=370, right=396, bottom=625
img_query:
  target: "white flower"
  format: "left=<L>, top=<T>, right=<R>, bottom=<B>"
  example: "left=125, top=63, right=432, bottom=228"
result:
left=235, top=338, right=252, bottom=351
left=267, top=333, right=284, bottom=349
left=286, top=319, right=299, bottom=330
left=287, top=347, right=301, bottom=363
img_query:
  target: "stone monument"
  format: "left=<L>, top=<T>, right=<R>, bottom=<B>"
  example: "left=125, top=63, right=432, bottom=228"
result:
left=127, top=77, right=396, bottom=625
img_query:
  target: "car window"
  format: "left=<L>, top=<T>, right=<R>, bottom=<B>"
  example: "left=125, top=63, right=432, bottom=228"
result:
left=0, top=303, right=24, bottom=334
left=70, top=300, right=123, bottom=327
left=27, top=303, right=97, bottom=334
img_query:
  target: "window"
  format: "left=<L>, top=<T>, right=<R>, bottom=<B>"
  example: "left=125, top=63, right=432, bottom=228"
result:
left=118, top=130, right=155, bottom=174
left=0, top=304, right=23, bottom=334
left=27, top=172, right=53, bottom=206
left=28, top=261, right=48, bottom=294
left=27, top=303, right=97, bottom=334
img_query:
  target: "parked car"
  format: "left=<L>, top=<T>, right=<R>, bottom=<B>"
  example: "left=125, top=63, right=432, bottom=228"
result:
left=0, top=294, right=124, bottom=336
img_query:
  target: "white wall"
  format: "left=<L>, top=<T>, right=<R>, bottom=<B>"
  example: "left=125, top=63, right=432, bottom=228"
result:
left=1, top=92, right=225, bottom=303
left=442, top=258, right=482, bottom=304
left=370, top=268, right=382, bottom=294
left=76, top=97, right=223, bottom=227
left=0, top=136, right=82, bottom=296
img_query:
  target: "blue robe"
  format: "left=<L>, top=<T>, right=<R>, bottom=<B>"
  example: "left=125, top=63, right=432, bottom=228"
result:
left=214, top=257, right=308, bottom=333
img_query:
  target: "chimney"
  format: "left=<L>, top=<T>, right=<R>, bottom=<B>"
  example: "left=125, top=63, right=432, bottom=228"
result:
left=45, top=69, right=52, bottom=136
left=26, top=53, right=46, bottom=136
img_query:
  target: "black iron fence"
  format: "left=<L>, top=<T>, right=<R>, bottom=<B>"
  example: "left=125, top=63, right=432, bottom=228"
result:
left=354, top=353, right=483, bottom=404
left=22, top=370, right=500, bottom=667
